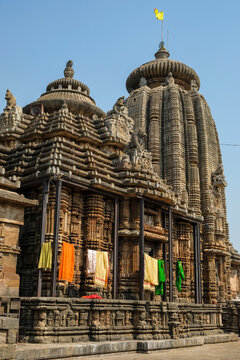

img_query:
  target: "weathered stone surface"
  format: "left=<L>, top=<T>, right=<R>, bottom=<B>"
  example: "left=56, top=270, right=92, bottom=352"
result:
left=14, top=334, right=239, bottom=360
left=0, top=297, right=20, bottom=358
left=0, top=344, right=16, bottom=360
left=137, top=337, right=204, bottom=352
left=0, top=317, right=19, bottom=330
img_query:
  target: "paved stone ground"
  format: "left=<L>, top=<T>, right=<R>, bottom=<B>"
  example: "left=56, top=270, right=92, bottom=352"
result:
left=66, top=341, right=240, bottom=360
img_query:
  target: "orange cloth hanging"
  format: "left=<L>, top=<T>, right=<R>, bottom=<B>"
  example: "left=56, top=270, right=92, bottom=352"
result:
left=58, top=242, right=75, bottom=282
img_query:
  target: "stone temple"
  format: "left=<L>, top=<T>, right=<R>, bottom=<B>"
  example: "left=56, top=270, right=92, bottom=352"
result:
left=0, top=42, right=239, bottom=358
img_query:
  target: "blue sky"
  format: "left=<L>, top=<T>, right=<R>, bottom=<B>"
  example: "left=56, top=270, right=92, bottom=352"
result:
left=0, top=0, right=240, bottom=251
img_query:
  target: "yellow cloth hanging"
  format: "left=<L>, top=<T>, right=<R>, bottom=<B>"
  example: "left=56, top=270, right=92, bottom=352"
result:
left=38, top=242, right=52, bottom=269
left=94, top=251, right=109, bottom=288
left=144, top=253, right=159, bottom=291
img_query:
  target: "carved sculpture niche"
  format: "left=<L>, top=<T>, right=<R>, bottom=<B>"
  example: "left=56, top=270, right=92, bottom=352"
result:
left=176, top=222, right=192, bottom=300
left=118, top=239, right=139, bottom=300
left=104, top=96, right=134, bottom=145
left=211, top=165, right=227, bottom=235
left=103, top=199, right=114, bottom=251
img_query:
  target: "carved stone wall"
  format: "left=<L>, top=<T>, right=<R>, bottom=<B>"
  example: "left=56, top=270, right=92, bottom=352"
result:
left=19, top=297, right=223, bottom=343
left=19, top=188, right=114, bottom=298
left=222, top=301, right=240, bottom=335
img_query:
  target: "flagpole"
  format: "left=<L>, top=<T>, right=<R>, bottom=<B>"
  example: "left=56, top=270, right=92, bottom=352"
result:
left=161, top=20, right=163, bottom=41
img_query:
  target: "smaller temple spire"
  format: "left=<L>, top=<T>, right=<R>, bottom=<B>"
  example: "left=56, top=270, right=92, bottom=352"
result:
left=64, top=60, right=74, bottom=78
left=155, top=41, right=170, bottom=60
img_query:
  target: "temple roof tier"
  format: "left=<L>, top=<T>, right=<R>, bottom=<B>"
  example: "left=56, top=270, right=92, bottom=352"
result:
left=23, top=60, right=106, bottom=118
left=126, top=42, right=200, bottom=92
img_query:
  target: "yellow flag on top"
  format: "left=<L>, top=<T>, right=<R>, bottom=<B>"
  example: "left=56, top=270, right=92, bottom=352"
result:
left=154, top=8, right=164, bottom=21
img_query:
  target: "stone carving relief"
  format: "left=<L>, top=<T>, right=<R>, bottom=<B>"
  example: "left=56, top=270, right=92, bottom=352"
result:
left=5, top=89, right=16, bottom=110
left=214, top=187, right=224, bottom=233
left=191, top=79, right=198, bottom=92
left=129, top=128, right=153, bottom=171
left=113, top=125, right=154, bottom=172
left=0, top=89, right=23, bottom=131
left=130, top=144, right=153, bottom=171
left=166, top=72, right=174, bottom=85
left=60, top=102, right=69, bottom=115
left=208, top=164, right=226, bottom=233
left=19, top=297, right=224, bottom=343
left=116, top=153, right=132, bottom=170
left=130, top=127, right=146, bottom=149
left=139, top=77, right=147, bottom=87
left=104, top=96, right=134, bottom=145
left=211, top=164, right=227, bottom=188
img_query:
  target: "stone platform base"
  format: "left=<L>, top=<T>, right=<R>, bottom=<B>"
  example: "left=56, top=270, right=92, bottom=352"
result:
left=0, top=344, right=16, bottom=360
left=16, top=333, right=238, bottom=360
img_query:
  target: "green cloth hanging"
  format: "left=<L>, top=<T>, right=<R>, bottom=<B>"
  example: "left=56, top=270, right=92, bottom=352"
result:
left=176, top=260, right=185, bottom=292
left=155, top=260, right=166, bottom=295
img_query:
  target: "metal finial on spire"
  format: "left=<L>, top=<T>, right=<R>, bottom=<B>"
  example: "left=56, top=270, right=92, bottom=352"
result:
left=64, top=60, right=74, bottom=78
left=159, top=41, right=165, bottom=49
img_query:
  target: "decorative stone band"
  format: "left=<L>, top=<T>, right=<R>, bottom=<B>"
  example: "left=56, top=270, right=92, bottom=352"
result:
left=46, top=78, right=90, bottom=96
left=19, top=298, right=223, bottom=344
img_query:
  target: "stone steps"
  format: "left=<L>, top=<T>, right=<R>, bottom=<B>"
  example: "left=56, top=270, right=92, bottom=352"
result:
left=15, top=333, right=239, bottom=360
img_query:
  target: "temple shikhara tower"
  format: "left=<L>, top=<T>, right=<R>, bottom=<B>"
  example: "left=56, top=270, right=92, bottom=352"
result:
left=0, top=41, right=239, bottom=354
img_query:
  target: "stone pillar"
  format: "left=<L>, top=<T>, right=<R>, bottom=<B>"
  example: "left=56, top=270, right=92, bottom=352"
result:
left=84, top=194, right=105, bottom=249
left=119, top=198, right=130, bottom=230
left=70, top=191, right=84, bottom=296
left=204, top=252, right=217, bottom=303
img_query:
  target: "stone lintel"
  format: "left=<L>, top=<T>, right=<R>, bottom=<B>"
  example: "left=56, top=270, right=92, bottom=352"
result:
left=0, top=178, right=20, bottom=190
left=0, top=189, right=38, bottom=207
left=0, top=218, right=24, bottom=226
